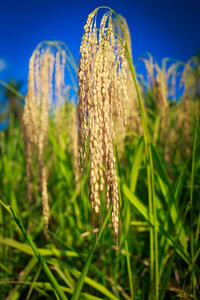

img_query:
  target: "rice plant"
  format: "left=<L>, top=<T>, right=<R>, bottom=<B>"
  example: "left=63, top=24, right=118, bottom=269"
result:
left=0, top=6, right=200, bottom=300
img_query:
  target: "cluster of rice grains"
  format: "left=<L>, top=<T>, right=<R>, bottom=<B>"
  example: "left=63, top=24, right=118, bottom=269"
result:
left=118, top=16, right=143, bottom=143
left=78, top=11, right=128, bottom=240
left=142, top=54, right=177, bottom=163
left=179, top=58, right=199, bottom=155
left=22, top=43, right=66, bottom=228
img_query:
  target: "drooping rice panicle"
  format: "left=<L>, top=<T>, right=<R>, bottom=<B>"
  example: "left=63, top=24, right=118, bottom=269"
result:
left=22, top=43, right=67, bottom=228
left=78, top=12, right=128, bottom=239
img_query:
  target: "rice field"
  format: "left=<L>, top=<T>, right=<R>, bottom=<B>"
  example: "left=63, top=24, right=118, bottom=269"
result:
left=0, top=7, right=200, bottom=300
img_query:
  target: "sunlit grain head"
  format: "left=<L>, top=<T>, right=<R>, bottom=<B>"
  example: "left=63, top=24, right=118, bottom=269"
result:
left=22, top=42, right=67, bottom=228
left=78, top=11, right=128, bottom=239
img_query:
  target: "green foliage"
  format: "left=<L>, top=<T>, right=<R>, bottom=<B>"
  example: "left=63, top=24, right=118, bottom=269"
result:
left=0, top=10, right=200, bottom=300
left=1, top=94, right=199, bottom=299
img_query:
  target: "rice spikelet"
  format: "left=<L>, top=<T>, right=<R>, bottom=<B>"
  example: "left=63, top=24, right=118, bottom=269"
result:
left=22, top=43, right=66, bottom=228
left=142, top=55, right=178, bottom=163
left=78, top=12, right=128, bottom=240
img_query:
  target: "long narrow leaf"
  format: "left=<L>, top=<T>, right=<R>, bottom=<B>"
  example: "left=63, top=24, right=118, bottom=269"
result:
left=121, top=184, right=192, bottom=266
left=71, top=205, right=112, bottom=300
left=0, top=200, right=68, bottom=300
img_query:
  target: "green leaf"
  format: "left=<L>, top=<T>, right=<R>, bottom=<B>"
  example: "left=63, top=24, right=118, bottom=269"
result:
left=121, top=184, right=191, bottom=266
left=130, top=137, right=144, bottom=193
left=151, top=144, right=188, bottom=252
left=71, top=205, right=112, bottom=300
left=7, top=257, right=38, bottom=300
left=0, top=200, right=68, bottom=300
left=0, top=237, right=78, bottom=258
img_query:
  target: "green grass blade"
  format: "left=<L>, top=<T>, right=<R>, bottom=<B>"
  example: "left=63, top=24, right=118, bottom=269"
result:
left=121, top=136, right=143, bottom=299
left=159, top=200, right=191, bottom=300
left=149, top=144, right=159, bottom=299
left=0, top=237, right=78, bottom=258
left=71, top=205, right=112, bottom=300
left=189, top=100, right=200, bottom=299
left=69, top=268, right=119, bottom=300
left=121, top=183, right=192, bottom=267
left=0, top=281, right=103, bottom=300
left=7, top=257, right=38, bottom=300
left=173, top=175, right=184, bottom=206
left=0, top=262, right=12, bottom=275
left=195, top=212, right=200, bottom=246
left=151, top=144, right=187, bottom=251
left=0, top=80, right=25, bottom=99
left=25, top=265, right=42, bottom=300
left=125, top=239, right=134, bottom=299
left=130, top=137, right=144, bottom=193
left=54, top=266, right=75, bottom=289
left=45, top=256, right=121, bottom=300
left=0, top=200, right=68, bottom=300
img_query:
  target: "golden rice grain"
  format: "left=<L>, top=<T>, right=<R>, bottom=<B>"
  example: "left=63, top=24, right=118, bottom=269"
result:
left=78, top=12, right=128, bottom=240
left=22, top=42, right=67, bottom=228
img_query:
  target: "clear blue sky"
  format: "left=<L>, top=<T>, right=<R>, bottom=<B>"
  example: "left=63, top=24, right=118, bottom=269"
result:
left=0, top=0, right=200, bottom=94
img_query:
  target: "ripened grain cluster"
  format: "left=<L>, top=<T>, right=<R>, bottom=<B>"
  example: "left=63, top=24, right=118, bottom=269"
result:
left=115, top=16, right=143, bottom=148
left=2, top=6, right=200, bottom=300
left=21, top=44, right=66, bottom=228
left=78, top=12, right=128, bottom=239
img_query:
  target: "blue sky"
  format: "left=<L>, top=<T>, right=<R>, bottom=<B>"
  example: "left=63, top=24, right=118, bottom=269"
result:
left=0, top=0, right=200, bottom=94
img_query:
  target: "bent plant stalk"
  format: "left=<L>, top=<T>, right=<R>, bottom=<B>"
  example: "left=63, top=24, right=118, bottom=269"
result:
left=81, top=7, right=158, bottom=299
left=189, top=98, right=200, bottom=299
left=97, top=7, right=158, bottom=298
left=78, top=9, right=128, bottom=241
left=107, top=7, right=158, bottom=299
left=0, top=200, right=68, bottom=300
left=125, top=36, right=158, bottom=300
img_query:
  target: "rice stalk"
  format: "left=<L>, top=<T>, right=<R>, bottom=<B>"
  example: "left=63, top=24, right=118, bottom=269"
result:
left=180, top=57, right=199, bottom=156
left=78, top=11, right=128, bottom=240
left=113, top=15, right=143, bottom=154
left=0, top=200, right=68, bottom=300
left=124, top=28, right=158, bottom=300
left=142, top=54, right=178, bottom=163
left=21, top=42, right=67, bottom=228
